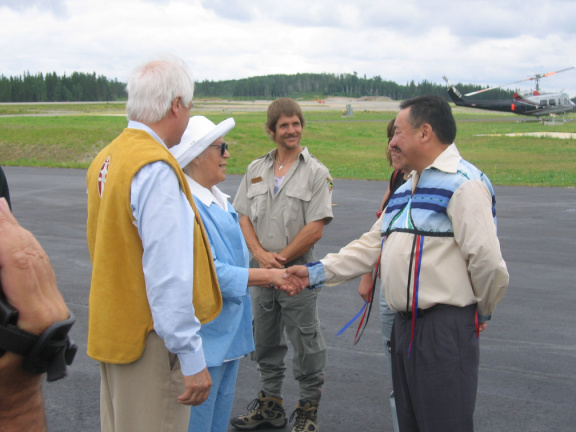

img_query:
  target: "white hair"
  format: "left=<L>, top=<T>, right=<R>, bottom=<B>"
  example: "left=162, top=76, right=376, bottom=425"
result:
left=125, top=55, right=194, bottom=124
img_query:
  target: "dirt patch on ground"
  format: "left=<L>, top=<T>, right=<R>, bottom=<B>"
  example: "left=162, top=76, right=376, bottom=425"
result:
left=193, top=97, right=401, bottom=113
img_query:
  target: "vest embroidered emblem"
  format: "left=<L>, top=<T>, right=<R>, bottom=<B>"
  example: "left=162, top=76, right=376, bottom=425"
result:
left=97, top=157, right=110, bottom=198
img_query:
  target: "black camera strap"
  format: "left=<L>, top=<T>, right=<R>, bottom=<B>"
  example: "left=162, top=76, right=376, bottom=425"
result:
left=0, top=311, right=77, bottom=382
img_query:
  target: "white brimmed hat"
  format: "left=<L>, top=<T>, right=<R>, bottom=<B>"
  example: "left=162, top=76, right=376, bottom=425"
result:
left=170, top=116, right=235, bottom=168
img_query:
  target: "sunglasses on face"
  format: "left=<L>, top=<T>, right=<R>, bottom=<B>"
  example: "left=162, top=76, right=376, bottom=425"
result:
left=210, top=142, right=228, bottom=156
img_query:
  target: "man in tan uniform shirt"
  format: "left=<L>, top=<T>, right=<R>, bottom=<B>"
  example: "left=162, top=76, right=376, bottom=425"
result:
left=231, top=98, right=333, bottom=432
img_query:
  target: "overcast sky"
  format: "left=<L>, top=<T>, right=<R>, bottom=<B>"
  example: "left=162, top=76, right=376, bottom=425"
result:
left=1, top=0, right=575, bottom=96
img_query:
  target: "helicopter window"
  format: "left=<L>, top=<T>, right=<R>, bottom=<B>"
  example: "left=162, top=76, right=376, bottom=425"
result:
left=549, top=99, right=557, bottom=106
left=540, top=100, right=548, bottom=107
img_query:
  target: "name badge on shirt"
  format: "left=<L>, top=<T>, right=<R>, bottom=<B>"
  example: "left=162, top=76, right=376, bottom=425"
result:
left=251, top=176, right=263, bottom=184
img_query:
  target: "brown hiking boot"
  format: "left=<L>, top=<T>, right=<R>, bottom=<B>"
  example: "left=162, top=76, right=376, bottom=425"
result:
left=230, top=391, right=287, bottom=430
left=289, top=400, right=319, bottom=432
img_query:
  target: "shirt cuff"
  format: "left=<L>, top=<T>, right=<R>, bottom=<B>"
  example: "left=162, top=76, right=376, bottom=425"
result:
left=305, top=261, right=325, bottom=289
left=478, top=313, right=491, bottom=323
left=178, top=346, right=207, bottom=376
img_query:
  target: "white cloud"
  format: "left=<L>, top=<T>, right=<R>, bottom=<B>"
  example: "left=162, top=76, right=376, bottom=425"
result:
left=0, top=0, right=575, bottom=95
left=0, top=0, right=67, bottom=16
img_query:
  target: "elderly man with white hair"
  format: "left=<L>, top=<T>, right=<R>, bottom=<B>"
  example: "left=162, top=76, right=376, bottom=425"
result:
left=87, top=57, right=222, bottom=432
left=171, top=116, right=300, bottom=432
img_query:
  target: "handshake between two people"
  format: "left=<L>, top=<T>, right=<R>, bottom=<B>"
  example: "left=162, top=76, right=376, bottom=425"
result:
left=262, top=266, right=311, bottom=296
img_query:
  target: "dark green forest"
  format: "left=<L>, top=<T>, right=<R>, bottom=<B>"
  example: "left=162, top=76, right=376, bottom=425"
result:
left=0, top=70, right=516, bottom=103
left=195, top=72, right=514, bottom=100
left=0, top=72, right=126, bottom=102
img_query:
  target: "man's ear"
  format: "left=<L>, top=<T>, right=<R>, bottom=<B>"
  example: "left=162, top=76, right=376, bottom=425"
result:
left=419, top=123, right=433, bottom=142
left=170, top=97, right=182, bottom=117
left=267, top=128, right=276, bottom=141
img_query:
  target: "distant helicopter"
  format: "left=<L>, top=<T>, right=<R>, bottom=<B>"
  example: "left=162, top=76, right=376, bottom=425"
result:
left=443, top=67, right=576, bottom=122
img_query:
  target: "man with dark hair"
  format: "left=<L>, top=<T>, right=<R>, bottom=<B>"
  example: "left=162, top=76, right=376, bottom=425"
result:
left=231, top=98, right=333, bottom=432
left=286, top=95, right=509, bottom=432
left=398, top=95, right=457, bottom=144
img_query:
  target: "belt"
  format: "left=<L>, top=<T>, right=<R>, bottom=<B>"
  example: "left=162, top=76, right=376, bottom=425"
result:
left=397, top=303, right=449, bottom=320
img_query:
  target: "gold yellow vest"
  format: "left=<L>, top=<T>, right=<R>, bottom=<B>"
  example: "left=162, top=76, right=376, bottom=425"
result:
left=86, top=128, right=221, bottom=364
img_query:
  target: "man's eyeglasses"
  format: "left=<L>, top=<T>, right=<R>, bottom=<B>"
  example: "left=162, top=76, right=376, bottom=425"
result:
left=210, top=142, right=228, bottom=156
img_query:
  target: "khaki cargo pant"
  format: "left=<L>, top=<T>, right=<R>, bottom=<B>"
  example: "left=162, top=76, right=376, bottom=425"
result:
left=250, top=285, right=326, bottom=403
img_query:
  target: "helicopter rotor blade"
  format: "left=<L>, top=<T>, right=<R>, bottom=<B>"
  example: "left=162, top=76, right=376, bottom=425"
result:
left=541, top=66, right=576, bottom=78
left=465, top=77, right=532, bottom=96
left=464, top=66, right=576, bottom=97
left=465, top=87, right=502, bottom=96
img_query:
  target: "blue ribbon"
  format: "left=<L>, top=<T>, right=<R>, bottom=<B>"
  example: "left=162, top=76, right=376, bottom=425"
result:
left=336, top=301, right=368, bottom=336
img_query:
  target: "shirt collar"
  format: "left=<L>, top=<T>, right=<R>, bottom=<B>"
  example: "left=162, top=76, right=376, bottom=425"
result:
left=127, top=121, right=166, bottom=148
left=185, top=175, right=229, bottom=211
left=426, top=143, right=461, bottom=174
left=409, top=143, right=461, bottom=188
left=266, top=146, right=310, bottom=164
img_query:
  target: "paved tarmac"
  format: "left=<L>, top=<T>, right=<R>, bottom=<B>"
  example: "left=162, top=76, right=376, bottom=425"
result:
left=3, top=166, right=575, bottom=432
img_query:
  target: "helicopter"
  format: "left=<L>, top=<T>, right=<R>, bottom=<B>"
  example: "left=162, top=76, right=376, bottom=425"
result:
left=442, top=67, right=576, bottom=122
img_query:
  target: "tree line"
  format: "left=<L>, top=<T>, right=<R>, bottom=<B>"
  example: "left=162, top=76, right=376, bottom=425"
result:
left=0, top=70, right=515, bottom=103
left=195, top=72, right=515, bottom=100
left=0, top=72, right=127, bottom=102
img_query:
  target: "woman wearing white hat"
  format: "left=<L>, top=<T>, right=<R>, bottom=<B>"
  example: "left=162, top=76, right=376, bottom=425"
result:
left=170, top=116, right=298, bottom=432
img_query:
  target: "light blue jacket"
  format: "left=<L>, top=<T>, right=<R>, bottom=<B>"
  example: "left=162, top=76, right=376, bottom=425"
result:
left=187, top=178, right=254, bottom=366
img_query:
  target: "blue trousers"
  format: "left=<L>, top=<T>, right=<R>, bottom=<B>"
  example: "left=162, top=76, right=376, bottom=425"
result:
left=188, top=359, right=240, bottom=432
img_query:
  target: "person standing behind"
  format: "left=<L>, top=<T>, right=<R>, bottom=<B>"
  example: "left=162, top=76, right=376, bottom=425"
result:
left=285, top=95, right=509, bottom=432
left=230, top=98, right=333, bottom=432
left=86, top=57, right=222, bottom=432
left=357, top=117, right=405, bottom=432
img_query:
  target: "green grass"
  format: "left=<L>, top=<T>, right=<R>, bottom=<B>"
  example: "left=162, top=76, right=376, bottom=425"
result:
left=1, top=103, right=575, bottom=186
left=0, top=115, right=127, bottom=168
left=0, top=102, right=127, bottom=116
